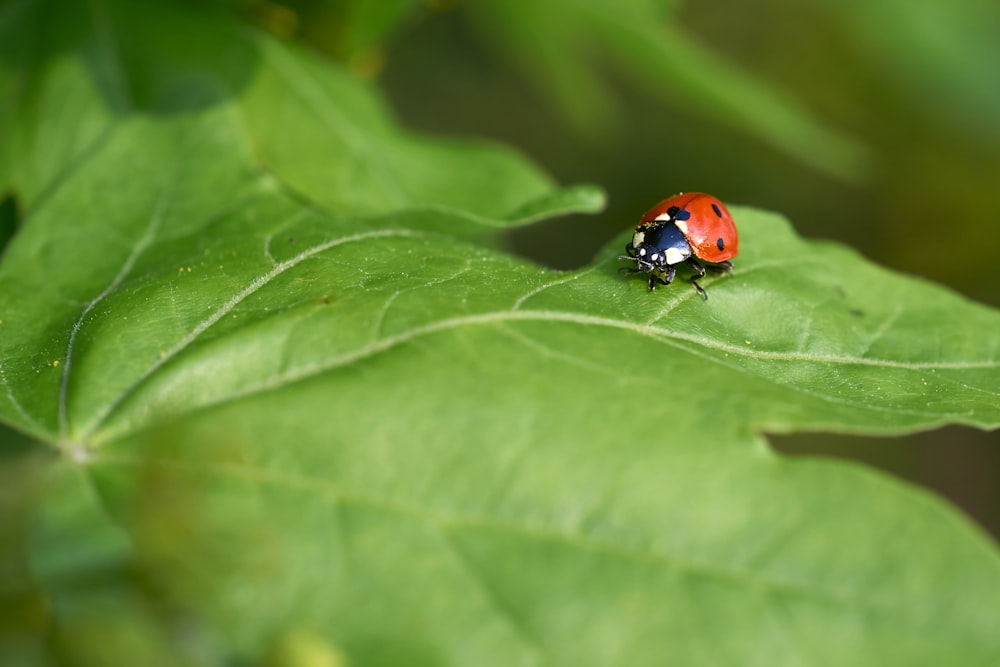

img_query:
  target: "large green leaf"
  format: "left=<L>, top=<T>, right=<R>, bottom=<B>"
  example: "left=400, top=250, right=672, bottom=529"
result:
left=1, top=1, right=999, bottom=665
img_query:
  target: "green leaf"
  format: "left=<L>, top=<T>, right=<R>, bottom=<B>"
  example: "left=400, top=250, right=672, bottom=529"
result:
left=2, top=2, right=1000, bottom=666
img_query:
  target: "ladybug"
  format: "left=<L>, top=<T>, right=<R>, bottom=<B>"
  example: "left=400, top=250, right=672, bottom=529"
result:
left=619, top=192, right=739, bottom=299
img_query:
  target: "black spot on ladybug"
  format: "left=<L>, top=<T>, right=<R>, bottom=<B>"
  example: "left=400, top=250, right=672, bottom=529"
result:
left=711, top=204, right=723, bottom=218
left=675, top=209, right=691, bottom=221
left=716, top=237, right=725, bottom=251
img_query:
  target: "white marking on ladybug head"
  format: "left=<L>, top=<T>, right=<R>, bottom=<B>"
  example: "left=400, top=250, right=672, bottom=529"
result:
left=654, top=213, right=673, bottom=223
left=673, top=219, right=690, bottom=236
left=638, top=247, right=647, bottom=257
left=633, top=230, right=646, bottom=245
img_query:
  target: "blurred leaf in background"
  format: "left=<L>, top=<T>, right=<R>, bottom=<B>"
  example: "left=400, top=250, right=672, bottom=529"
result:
left=266, top=0, right=872, bottom=183
left=466, top=0, right=872, bottom=184
left=820, top=0, right=1000, bottom=148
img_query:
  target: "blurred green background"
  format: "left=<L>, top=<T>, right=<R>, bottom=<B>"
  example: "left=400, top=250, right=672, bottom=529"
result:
left=236, top=0, right=1000, bottom=537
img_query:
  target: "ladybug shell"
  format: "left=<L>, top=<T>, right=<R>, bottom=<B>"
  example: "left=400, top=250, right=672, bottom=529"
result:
left=642, top=193, right=739, bottom=263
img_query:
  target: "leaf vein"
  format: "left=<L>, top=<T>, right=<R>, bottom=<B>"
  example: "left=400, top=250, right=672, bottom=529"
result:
left=59, top=173, right=172, bottom=436
left=0, top=363, right=45, bottom=434
left=510, top=265, right=597, bottom=311
left=92, top=309, right=997, bottom=442
left=83, top=229, right=427, bottom=440
left=435, top=530, right=547, bottom=661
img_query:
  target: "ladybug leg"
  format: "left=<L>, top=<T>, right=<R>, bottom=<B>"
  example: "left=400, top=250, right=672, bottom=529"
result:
left=684, top=257, right=709, bottom=300
left=714, top=260, right=734, bottom=273
left=648, top=264, right=675, bottom=291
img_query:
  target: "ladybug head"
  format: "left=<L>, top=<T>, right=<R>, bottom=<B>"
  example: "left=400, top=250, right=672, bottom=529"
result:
left=624, top=241, right=663, bottom=271
left=625, top=223, right=692, bottom=270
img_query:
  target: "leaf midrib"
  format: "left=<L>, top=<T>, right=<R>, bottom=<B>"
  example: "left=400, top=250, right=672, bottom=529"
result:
left=73, top=228, right=430, bottom=442
left=83, top=304, right=1000, bottom=445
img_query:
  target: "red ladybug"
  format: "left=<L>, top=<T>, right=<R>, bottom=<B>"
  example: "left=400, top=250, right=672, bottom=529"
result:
left=619, top=192, right=739, bottom=299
